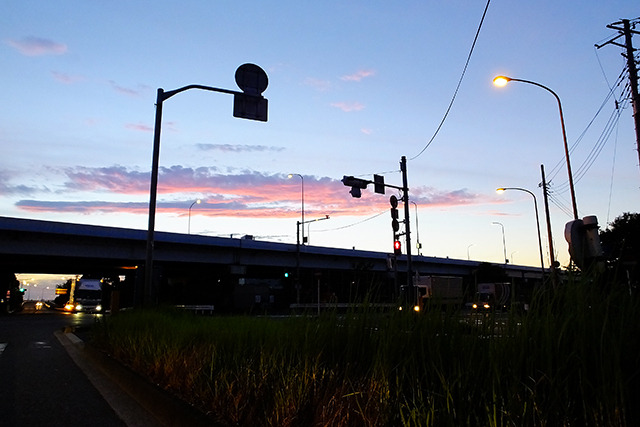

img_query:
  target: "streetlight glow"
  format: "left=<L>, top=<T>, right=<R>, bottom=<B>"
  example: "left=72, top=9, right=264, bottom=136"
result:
left=493, top=76, right=510, bottom=87
left=491, top=75, right=578, bottom=220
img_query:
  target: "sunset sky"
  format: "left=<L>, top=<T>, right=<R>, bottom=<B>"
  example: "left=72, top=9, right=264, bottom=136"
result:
left=3, top=1, right=639, bottom=280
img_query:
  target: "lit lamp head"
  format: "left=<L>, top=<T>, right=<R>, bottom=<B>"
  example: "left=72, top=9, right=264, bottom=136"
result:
left=496, top=188, right=506, bottom=194
left=492, top=76, right=511, bottom=87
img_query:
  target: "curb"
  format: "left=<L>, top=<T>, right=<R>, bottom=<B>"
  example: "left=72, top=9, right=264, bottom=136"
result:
left=56, top=330, right=217, bottom=427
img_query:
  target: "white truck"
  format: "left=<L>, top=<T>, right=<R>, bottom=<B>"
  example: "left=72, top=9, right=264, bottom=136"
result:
left=65, top=277, right=103, bottom=312
left=469, top=282, right=511, bottom=311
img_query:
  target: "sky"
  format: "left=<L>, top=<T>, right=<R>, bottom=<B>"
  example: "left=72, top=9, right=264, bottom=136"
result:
left=3, top=1, right=639, bottom=287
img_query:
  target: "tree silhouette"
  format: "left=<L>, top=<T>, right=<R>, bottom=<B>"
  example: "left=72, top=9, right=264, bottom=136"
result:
left=600, top=212, right=639, bottom=287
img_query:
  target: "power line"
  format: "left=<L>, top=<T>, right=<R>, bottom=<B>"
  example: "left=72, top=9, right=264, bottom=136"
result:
left=548, top=68, right=629, bottom=192
left=606, top=118, right=620, bottom=224
left=410, top=0, right=492, bottom=160
left=315, top=209, right=387, bottom=232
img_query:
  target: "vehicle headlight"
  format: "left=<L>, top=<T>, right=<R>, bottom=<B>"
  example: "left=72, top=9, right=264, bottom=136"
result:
left=95, top=305, right=102, bottom=312
left=472, top=303, right=478, bottom=309
left=64, top=304, right=75, bottom=311
left=75, top=304, right=83, bottom=311
left=483, top=303, right=490, bottom=309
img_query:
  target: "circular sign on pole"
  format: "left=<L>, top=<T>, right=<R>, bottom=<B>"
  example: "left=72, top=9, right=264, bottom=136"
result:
left=235, top=63, right=268, bottom=95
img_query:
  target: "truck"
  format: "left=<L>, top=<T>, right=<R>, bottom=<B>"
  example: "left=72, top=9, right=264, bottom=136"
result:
left=469, top=282, right=511, bottom=312
left=413, top=275, right=464, bottom=311
left=65, top=276, right=103, bottom=313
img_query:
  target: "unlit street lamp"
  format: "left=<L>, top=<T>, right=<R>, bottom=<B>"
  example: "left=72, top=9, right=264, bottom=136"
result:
left=288, top=173, right=305, bottom=245
left=497, top=187, right=546, bottom=277
left=188, top=199, right=201, bottom=234
left=492, top=221, right=507, bottom=264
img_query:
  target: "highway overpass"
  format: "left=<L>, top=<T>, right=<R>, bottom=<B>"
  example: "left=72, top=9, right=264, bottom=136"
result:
left=0, top=216, right=545, bottom=311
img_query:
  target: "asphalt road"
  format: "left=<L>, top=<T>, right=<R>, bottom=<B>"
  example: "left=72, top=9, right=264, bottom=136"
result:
left=0, top=302, right=215, bottom=427
left=0, top=303, right=128, bottom=426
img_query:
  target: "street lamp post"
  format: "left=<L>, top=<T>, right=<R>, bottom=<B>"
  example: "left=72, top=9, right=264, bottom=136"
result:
left=497, top=187, right=546, bottom=277
left=288, top=173, right=304, bottom=244
left=493, top=76, right=578, bottom=220
left=144, top=64, right=268, bottom=307
left=306, top=215, right=330, bottom=245
left=411, top=201, right=422, bottom=255
left=492, top=221, right=507, bottom=264
left=188, top=199, right=201, bottom=234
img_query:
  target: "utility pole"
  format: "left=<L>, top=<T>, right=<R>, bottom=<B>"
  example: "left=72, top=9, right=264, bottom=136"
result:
left=596, top=18, right=640, bottom=174
left=400, top=156, right=414, bottom=303
left=540, top=164, right=557, bottom=287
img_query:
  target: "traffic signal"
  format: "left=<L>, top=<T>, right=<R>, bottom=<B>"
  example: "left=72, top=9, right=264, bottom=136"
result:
left=390, top=195, right=400, bottom=232
left=393, top=239, right=402, bottom=255
left=342, top=175, right=369, bottom=198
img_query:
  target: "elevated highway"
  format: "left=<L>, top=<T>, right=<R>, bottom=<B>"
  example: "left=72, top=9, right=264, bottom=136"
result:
left=0, top=216, right=544, bottom=309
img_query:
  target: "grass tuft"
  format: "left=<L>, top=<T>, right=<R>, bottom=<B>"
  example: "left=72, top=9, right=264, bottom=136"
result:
left=92, top=281, right=640, bottom=426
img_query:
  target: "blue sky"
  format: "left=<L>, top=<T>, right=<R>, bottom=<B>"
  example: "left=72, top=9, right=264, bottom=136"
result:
left=3, top=1, right=639, bottom=278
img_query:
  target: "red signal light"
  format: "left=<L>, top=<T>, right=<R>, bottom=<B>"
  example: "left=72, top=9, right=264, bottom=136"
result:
left=393, top=240, right=402, bottom=255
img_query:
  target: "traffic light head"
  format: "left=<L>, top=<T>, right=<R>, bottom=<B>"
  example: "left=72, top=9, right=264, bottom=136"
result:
left=342, top=175, right=369, bottom=198
left=349, top=187, right=362, bottom=198
left=393, top=240, right=402, bottom=255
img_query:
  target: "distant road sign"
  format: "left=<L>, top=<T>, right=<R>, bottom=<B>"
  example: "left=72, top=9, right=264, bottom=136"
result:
left=235, top=63, right=268, bottom=95
left=234, top=63, right=268, bottom=121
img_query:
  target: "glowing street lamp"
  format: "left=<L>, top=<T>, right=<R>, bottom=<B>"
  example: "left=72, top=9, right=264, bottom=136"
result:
left=493, top=75, right=578, bottom=220
left=497, top=187, right=545, bottom=277
left=188, top=199, right=201, bottom=234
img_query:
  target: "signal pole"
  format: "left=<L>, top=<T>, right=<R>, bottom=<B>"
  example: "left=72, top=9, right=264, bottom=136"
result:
left=341, top=155, right=414, bottom=304
left=400, top=156, right=414, bottom=302
left=597, top=18, right=640, bottom=174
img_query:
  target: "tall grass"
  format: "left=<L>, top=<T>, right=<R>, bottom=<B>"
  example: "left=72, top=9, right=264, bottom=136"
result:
left=92, top=281, right=640, bottom=426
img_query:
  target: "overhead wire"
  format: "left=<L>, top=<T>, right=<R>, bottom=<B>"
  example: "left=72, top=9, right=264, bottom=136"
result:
left=410, top=0, right=492, bottom=161
left=547, top=65, right=630, bottom=194
left=315, top=209, right=387, bottom=232
left=548, top=65, right=628, bottom=181
left=606, top=116, right=620, bottom=224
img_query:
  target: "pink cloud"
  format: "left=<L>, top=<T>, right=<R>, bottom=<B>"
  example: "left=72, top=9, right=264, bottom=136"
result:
left=14, top=165, right=490, bottom=219
left=6, top=36, right=67, bottom=56
left=303, top=77, right=332, bottom=91
left=51, top=71, right=84, bottom=84
left=330, top=101, right=365, bottom=112
left=340, top=69, right=375, bottom=82
left=109, top=81, right=149, bottom=97
left=125, top=123, right=153, bottom=132
left=196, top=143, right=284, bottom=153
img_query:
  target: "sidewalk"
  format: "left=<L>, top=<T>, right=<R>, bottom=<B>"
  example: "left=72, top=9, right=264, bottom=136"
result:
left=56, top=330, right=216, bottom=427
